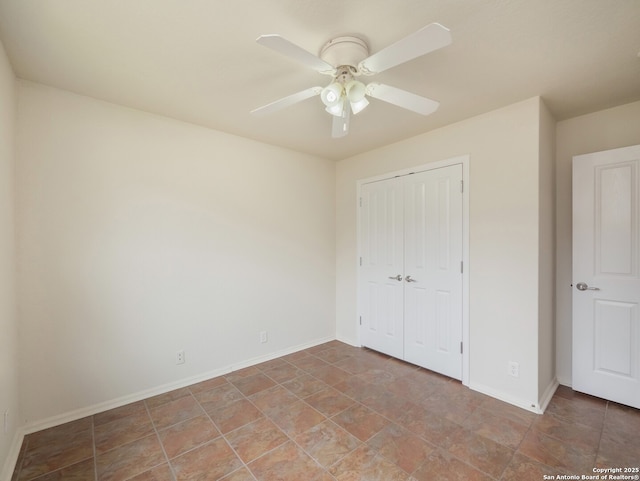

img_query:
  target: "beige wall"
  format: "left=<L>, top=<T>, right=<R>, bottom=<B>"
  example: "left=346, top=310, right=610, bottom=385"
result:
left=0, top=39, right=19, bottom=477
left=10, top=69, right=638, bottom=458
left=337, top=97, right=553, bottom=410
left=3, top=33, right=639, bottom=474
left=16, top=82, right=336, bottom=425
left=537, top=99, right=556, bottom=400
left=555, top=100, right=640, bottom=385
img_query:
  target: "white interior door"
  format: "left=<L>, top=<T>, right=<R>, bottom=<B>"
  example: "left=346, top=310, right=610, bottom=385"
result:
left=360, top=177, right=404, bottom=359
left=573, top=144, right=640, bottom=409
left=404, top=166, right=463, bottom=379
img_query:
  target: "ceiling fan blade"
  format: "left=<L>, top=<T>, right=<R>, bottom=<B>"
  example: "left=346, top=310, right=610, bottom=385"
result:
left=332, top=104, right=350, bottom=138
left=256, top=34, right=336, bottom=75
left=366, top=83, right=439, bottom=115
left=358, top=23, right=451, bottom=74
left=251, top=87, right=322, bottom=116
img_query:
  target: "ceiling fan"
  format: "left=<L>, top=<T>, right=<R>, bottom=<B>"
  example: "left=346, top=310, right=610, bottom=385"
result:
left=251, top=23, right=452, bottom=138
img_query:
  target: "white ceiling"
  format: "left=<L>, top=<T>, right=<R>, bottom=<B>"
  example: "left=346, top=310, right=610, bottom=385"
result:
left=0, top=0, right=639, bottom=160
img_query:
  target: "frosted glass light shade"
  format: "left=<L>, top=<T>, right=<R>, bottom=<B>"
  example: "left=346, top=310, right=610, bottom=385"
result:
left=345, top=80, right=369, bottom=114
left=350, top=97, right=369, bottom=114
left=325, top=97, right=345, bottom=116
left=345, top=80, right=366, bottom=101
left=321, top=83, right=343, bottom=107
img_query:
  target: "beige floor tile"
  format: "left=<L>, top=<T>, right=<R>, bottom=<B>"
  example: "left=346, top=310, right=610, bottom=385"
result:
left=171, top=437, right=242, bottom=481
left=11, top=342, right=640, bottom=481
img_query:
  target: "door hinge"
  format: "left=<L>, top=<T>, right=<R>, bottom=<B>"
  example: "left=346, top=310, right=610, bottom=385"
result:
left=460, top=180, right=464, bottom=193
left=460, top=342, right=463, bottom=354
left=359, top=316, right=362, bottom=326
left=460, top=261, right=463, bottom=274
left=359, top=257, right=362, bottom=266
left=359, top=197, right=362, bottom=207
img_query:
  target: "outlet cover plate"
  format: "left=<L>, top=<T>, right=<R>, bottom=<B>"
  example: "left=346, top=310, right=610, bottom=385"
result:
left=176, top=350, right=185, bottom=364
left=508, top=361, right=519, bottom=377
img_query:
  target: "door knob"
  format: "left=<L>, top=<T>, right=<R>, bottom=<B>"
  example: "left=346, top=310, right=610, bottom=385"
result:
left=576, top=282, right=600, bottom=291
left=388, top=275, right=402, bottom=281
left=405, top=275, right=417, bottom=283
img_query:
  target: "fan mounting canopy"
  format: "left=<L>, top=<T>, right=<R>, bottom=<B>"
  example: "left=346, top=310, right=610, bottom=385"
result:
left=319, top=36, right=369, bottom=69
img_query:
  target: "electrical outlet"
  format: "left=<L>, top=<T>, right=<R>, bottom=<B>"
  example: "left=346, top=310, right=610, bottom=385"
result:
left=176, top=350, right=185, bottom=365
left=508, top=361, right=519, bottom=378
left=260, top=331, right=268, bottom=343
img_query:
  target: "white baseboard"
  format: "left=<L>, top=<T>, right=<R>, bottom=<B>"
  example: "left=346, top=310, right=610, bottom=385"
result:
left=469, top=378, right=560, bottom=415
left=3, top=336, right=338, bottom=479
left=1, top=428, right=25, bottom=481
left=468, top=382, right=543, bottom=414
left=538, top=377, right=559, bottom=413
left=556, top=375, right=572, bottom=388
left=21, top=336, right=334, bottom=437
left=334, top=336, right=360, bottom=348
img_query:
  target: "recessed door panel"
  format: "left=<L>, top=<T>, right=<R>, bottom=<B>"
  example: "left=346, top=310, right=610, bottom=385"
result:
left=407, top=181, right=427, bottom=270
left=436, top=290, right=452, bottom=354
left=405, top=285, right=428, bottom=347
left=437, top=178, right=451, bottom=272
left=595, top=163, right=637, bottom=277
left=594, top=300, right=637, bottom=378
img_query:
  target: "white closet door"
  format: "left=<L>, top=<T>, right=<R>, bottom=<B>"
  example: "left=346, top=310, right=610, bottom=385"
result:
left=403, top=165, right=463, bottom=379
left=360, top=177, right=405, bottom=359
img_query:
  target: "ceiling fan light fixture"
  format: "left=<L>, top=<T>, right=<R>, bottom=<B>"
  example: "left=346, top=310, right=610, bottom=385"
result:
left=253, top=23, right=453, bottom=137
left=321, top=82, right=343, bottom=107
left=350, top=97, right=369, bottom=115
left=345, top=80, right=366, bottom=102
left=345, top=80, right=369, bottom=114
left=325, top=97, right=345, bottom=116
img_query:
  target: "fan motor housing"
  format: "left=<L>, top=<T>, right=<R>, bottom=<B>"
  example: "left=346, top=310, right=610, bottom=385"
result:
left=319, top=36, right=369, bottom=69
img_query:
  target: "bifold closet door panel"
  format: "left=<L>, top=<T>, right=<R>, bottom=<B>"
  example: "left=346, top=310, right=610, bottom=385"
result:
left=360, top=177, right=405, bottom=359
left=403, top=165, right=463, bottom=379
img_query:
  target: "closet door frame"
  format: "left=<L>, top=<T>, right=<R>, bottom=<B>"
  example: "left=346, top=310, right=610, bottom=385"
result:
left=356, top=155, right=470, bottom=386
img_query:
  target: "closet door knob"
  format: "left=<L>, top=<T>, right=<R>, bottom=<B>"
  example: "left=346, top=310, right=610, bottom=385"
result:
left=405, top=275, right=417, bottom=283
left=388, top=275, right=403, bottom=281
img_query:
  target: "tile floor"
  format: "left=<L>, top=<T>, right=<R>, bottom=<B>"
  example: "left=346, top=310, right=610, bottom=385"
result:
left=11, top=341, right=640, bottom=481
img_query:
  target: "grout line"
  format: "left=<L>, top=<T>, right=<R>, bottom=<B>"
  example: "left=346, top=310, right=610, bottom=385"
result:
left=496, top=419, right=534, bottom=481
left=249, top=395, right=340, bottom=476
left=312, top=347, right=521, bottom=481
left=223, top=347, right=364, bottom=478
left=18, top=422, right=96, bottom=481
left=142, top=400, right=178, bottom=481
left=195, top=386, right=261, bottom=481
left=295, top=349, right=442, bottom=477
